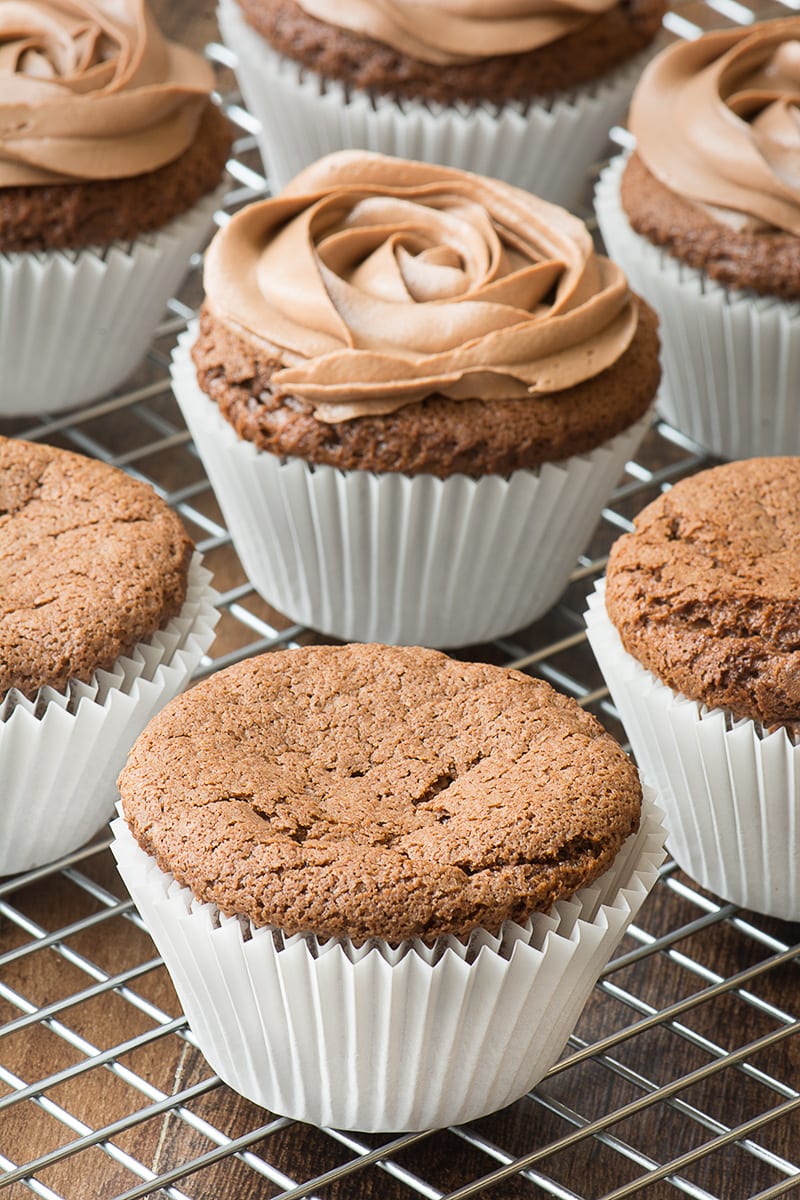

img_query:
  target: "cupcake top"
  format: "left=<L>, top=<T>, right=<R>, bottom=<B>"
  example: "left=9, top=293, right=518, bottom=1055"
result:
left=236, top=0, right=666, bottom=105
left=195, top=150, right=660, bottom=475
left=605, top=458, right=800, bottom=732
left=622, top=18, right=800, bottom=297
left=0, top=0, right=214, bottom=186
left=206, top=151, right=637, bottom=420
left=0, top=436, right=193, bottom=696
left=0, top=1, right=232, bottom=251
left=286, top=0, right=623, bottom=63
left=119, top=643, right=642, bottom=943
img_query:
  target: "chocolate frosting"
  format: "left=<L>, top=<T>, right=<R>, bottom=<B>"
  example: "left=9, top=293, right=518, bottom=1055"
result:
left=629, top=18, right=800, bottom=234
left=291, top=0, right=619, bottom=64
left=0, top=0, right=215, bottom=186
left=203, top=152, right=638, bottom=423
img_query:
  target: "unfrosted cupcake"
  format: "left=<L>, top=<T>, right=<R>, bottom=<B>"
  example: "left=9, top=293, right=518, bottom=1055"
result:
left=218, top=0, right=665, bottom=210
left=585, top=457, right=800, bottom=921
left=0, top=0, right=232, bottom=416
left=172, top=150, right=660, bottom=647
left=0, top=436, right=218, bottom=875
left=113, top=642, right=665, bottom=1131
left=595, top=18, right=800, bottom=459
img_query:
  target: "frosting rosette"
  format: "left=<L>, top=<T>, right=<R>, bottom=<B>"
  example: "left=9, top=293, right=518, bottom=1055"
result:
left=0, top=0, right=215, bottom=186
left=291, top=0, right=620, bottom=64
left=204, top=152, right=638, bottom=423
left=629, top=18, right=800, bottom=234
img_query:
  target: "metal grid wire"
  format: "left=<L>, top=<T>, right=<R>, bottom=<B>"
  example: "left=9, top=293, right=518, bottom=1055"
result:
left=2, top=9, right=800, bottom=1198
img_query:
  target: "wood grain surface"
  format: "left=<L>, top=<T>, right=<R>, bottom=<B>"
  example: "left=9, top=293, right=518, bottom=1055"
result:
left=1, top=3, right=799, bottom=1199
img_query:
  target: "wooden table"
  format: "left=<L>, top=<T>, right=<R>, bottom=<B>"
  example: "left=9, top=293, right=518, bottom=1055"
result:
left=1, top=4, right=799, bottom=1198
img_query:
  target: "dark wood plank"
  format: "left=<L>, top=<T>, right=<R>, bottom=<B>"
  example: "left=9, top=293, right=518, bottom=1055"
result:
left=153, top=2, right=219, bottom=50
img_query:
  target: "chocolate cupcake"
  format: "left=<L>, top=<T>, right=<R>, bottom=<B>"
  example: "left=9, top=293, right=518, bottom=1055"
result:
left=585, top=457, right=800, bottom=920
left=595, top=18, right=800, bottom=459
left=171, top=151, right=660, bottom=647
left=218, top=0, right=665, bottom=211
left=113, top=642, right=665, bottom=1130
left=0, top=436, right=218, bottom=875
left=0, top=0, right=232, bottom=416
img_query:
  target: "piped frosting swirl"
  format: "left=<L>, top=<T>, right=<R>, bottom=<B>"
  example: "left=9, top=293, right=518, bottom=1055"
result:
left=629, top=18, right=800, bottom=235
left=203, top=152, right=638, bottom=423
left=291, top=0, right=620, bottom=64
left=0, top=0, right=215, bottom=186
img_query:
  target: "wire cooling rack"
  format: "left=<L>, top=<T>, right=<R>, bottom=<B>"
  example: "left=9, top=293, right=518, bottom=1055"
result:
left=2, top=13, right=800, bottom=1199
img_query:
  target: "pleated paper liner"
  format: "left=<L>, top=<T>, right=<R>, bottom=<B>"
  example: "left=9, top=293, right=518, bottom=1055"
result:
left=172, top=330, right=652, bottom=647
left=0, top=555, right=219, bottom=876
left=0, top=182, right=226, bottom=418
left=595, top=154, right=800, bottom=460
left=112, top=796, right=665, bottom=1131
left=585, top=580, right=800, bottom=921
left=218, top=0, right=655, bottom=213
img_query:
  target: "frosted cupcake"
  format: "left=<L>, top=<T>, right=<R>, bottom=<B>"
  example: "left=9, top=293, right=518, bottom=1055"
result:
left=0, top=0, right=232, bottom=417
left=585, top=457, right=800, bottom=921
left=0, top=436, right=218, bottom=875
left=114, top=642, right=665, bottom=1130
left=171, top=150, right=660, bottom=647
left=218, top=0, right=665, bottom=210
left=595, top=19, right=800, bottom=459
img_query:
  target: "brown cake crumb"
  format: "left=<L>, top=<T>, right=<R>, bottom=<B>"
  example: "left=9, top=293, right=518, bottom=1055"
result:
left=238, top=0, right=666, bottom=106
left=0, top=437, right=194, bottom=696
left=605, top=458, right=800, bottom=733
left=0, top=104, right=232, bottom=254
left=191, top=300, right=660, bottom=477
left=620, top=152, right=800, bottom=301
left=119, top=643, right=642, bottom=943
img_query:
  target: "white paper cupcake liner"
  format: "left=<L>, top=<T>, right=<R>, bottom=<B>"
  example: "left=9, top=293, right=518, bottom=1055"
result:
left=595, top=155, right=800, bottom=460
left=172, top=331, right=652, bottom=647
left=585, top=580, right=800, bottom=921
left=111, top=794, right=665, bottom=1131
left=0, top=183, right=226, bottom=418
left=0, top=555, right=219, bottom=877
left=218, top=0, right=656, bottom=212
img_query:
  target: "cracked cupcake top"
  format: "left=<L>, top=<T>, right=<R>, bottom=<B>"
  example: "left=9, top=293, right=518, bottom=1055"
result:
left=0, top=436, right=193, bottom=696
left=605, top=458, right=800, bottom=732
left=119, top=642, right=641, bottom=943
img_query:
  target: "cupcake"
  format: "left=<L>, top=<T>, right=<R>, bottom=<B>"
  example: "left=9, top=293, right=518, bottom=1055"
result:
left=218, top=0, right=665, bottom=211
left=0, top=435, right=218, bottom=875
left=585, top=457, right=800, bottom=921
left=595, top=19, right=800, bottom=460
left=0, top=0, right=232, bottom=417
left=171, top=150, right=660, bottom=648
left=113, top=642, right=665, bottom=1131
